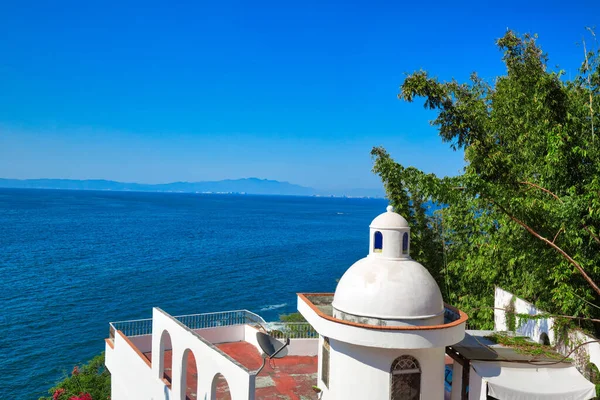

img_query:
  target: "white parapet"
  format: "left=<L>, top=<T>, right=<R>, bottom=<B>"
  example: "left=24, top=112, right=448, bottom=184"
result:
left=106, top=308, right=258, bottom=400
left=494, top=286, right=600, bottom=374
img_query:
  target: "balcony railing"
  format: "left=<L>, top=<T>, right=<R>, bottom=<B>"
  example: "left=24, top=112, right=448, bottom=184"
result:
left=109, top=310, right=268, bottom=339
left=267, top=322, right=318, bottom=339
left=175, top=310, right=267, bottom=330
left=110, top=318, right=153, bottom=339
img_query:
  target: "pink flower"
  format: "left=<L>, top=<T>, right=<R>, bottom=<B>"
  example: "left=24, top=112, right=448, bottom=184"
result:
left=71, top=366, right=80, bottom=376
left=53, top=388, right=66, bottom=400
left=68, top=394, right=92, bottom=400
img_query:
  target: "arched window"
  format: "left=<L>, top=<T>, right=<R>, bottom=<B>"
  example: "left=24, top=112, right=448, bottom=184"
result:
left=539, top=332, right=550, bottom=346
left=402, top=233, right=409, bottom=255
left=391, top=355, right=420, bottom=400
left=374, top=231, right=383, bottom=252
left=180, top=349, right=198, bottom=400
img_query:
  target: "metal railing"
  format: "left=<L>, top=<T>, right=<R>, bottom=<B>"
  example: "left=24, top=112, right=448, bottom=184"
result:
left=109, top=318, right=153, bottom=339
left=109, top=310, right=318, bottom=340
left=175, top=310, right=267, bottom=330
left=266, top=322, right=318, bottom=339
left=109, top=310, right=268, bottom=339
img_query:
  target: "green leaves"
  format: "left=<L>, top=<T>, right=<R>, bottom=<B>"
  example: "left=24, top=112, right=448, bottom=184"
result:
left=374, top=30, right=600, bottom=335
left=40, top=354, right=110, bottom=400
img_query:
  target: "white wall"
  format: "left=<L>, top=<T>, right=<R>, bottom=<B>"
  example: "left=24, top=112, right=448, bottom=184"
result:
left=242, top=324, right=319, bottom=356
left=106, top=309, right=258, bottom=400
left=494, top=287, right=556, bottom=344
left=106, top=333, right=170, bottom=400
left=324, top=340, right=445, bottom=400
left=494, top=287, right=600, bottom=373
left=151, top=308, right=256, bottom=400
left=286, top=338, right=319, bottom=356
left=128, top=334, right=155, bottom=354
left=193, top=325, right=245, bottom=344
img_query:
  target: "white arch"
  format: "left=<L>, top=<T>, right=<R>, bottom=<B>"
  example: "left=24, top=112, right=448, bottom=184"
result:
left=159, top=329, right=173, bottom=384
left=210, top=372, right=231, bottom=400
left=180, top=348, right=199, bottom=400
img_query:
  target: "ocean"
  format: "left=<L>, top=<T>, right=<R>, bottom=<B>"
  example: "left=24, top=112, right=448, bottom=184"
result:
left=0, top=188, right=387, bottom=399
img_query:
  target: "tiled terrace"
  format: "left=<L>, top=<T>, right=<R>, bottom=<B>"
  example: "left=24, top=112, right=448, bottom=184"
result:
left=143, top=342, right=318, bottom=400
left=108, top=310, right=320, bottom=400
left=219, top=341, right=318, bottom=400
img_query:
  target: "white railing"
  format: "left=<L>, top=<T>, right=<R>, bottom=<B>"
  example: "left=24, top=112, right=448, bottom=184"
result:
left=110, top=310, right=268, bottom=338
left=267, top=322, right=318, bottom=339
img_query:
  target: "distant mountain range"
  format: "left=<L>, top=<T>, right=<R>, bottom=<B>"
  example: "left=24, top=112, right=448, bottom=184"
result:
left=0, top=178, right=385, bottom=198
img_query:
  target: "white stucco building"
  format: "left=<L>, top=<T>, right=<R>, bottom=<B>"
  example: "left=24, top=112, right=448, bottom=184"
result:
left=105, top=206, right=469, bottom=399
left=298, top=205, right=467, bottom=400
left=105, top=206, right=595, bottom=399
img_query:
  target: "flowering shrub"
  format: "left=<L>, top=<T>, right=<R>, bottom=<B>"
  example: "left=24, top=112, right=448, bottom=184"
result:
left=39, top=353, right=110, bottom=400
left=69, top=394, right=93, bottom=400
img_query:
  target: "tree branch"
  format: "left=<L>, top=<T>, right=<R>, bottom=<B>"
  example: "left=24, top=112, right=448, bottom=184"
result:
left=519, top=181, right=600, bottom=246
left=584, top=225, right=600, bottom=246
left=552, top=228, right=563, bottom=243
left=492, top=200, right=600, bottom=297
left=520, top=181, right=562, bottom=202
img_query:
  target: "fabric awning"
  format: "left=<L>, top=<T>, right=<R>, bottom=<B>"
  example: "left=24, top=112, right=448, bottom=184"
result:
left=472, top=361, right=596, bottom=400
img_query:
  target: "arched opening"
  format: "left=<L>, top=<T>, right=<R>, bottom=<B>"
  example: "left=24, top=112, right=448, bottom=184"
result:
left=402, top=233, right=409, bottom=255
left=159, top=330, right=173, bottom=386
left=210, top=373, right=231, bottom=400
left=587, top=362, right=600, bottom=387
left=539, top=332, right=550, bottom=346
left=374, top=231, right=383, bottom=252
left=391, top=355, right=421, bottom=400
left=180, top=349, right=198, bottom=400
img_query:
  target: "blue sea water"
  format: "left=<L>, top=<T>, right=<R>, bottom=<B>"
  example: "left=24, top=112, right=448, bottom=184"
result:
left=0, top=188, right=387, bottom=399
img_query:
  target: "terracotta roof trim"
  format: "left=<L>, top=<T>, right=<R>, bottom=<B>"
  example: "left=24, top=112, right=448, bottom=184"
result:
left=298, top=293, right=468, bottom=331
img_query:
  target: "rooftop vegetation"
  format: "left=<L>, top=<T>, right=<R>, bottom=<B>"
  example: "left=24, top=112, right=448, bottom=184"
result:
left=485, top=332, right=566, bottom=360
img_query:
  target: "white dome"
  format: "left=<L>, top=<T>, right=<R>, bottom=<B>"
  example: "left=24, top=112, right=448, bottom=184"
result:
left=332, top=256, right=444, bottom=321
left=370, top=205, right=409, bottom=229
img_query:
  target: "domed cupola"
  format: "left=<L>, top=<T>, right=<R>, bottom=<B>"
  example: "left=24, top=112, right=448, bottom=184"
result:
left=369, top=205, right=411, bottom=259
left=331, top=206, right=445, bottom=327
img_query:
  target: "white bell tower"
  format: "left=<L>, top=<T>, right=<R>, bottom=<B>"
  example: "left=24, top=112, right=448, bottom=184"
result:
left=369, top=205, right=411, bottom=259
left=297, top=206, right=467, bottom=400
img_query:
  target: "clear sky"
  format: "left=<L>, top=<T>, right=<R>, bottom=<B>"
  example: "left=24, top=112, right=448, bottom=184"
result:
left=0, top=0, right=598, bottom=190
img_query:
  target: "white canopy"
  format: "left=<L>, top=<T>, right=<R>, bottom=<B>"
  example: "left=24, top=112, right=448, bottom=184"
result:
left=472, top=361, right=596, bottom=400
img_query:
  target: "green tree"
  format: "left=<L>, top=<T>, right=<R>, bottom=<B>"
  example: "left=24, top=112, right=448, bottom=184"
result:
left=372, top=30, right=600, bottom=333
left=39, top=353, right=110, bottom=400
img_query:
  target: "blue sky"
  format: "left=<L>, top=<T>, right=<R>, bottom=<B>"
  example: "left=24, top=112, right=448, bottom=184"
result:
left=0, top=0, right=597, bottom=190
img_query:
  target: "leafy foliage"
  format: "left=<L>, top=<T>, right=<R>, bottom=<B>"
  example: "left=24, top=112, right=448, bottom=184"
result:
left=39, top=353, right=110, bottom=400
left=485, top=332, right=564, bottom=360
left=279, top=312, right=307, bottom=323
left=372, top=30, right=600, bottom=333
